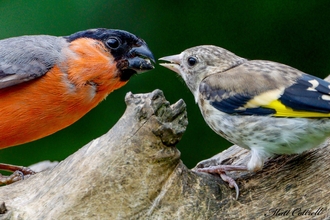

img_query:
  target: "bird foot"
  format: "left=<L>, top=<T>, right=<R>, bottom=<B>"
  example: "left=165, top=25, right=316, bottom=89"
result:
left=196, top=165, right=247, bottom=199
left=0, top=163, right=36, bottom=185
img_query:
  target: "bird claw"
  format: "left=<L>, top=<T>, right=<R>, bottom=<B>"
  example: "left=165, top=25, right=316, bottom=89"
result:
left=0, top=163, right=36, bottom=185
left=219, top=173, right=240, bottom=200
left=0, top=171, right=24, bottom=185
left=196, top=164, right=247, bottom=199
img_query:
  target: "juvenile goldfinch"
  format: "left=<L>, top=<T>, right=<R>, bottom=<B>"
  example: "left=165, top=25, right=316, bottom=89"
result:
left=160, top=45, right=330, bottom=199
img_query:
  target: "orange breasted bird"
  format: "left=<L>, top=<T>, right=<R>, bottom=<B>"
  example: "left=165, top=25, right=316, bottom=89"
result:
left=0, top=28, right=155, bottom=184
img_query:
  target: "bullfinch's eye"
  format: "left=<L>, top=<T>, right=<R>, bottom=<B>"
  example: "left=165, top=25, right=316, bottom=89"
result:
left=187, top=57, right=197, bottom=66
left=106, top=37, right=121, bottom=49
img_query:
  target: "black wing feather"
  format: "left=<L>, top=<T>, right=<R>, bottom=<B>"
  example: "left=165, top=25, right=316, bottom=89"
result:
left=279, top=74, right=330, bottom=113
left=200, top=81, right=276, bottom=115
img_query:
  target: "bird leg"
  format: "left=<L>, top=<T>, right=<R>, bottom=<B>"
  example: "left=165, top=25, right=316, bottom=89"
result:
left=196, top=165, right=247, bottom=199
left=0, top=163, right=36, bottom=185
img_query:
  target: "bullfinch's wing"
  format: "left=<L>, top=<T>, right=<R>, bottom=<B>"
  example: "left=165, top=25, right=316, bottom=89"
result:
left=0, top=35, right=67, bottom=89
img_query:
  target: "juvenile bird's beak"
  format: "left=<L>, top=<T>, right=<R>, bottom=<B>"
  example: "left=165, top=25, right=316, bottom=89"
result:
left=127, top=44, right=155, bottom=73
left=159, top=54, right=182, bottom=74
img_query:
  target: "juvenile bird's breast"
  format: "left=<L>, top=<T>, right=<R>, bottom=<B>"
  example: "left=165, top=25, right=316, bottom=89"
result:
left=198, top=98, right=330, bottom=155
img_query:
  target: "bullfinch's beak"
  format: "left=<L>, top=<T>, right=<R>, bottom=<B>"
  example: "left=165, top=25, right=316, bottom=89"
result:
left=127, top=43, right=155, bottom=73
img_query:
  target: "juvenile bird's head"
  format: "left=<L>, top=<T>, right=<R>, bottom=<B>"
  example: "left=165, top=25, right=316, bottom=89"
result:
left=66, top=28, right=155, bottom=81
left=160, top=45, right=246, bottom=98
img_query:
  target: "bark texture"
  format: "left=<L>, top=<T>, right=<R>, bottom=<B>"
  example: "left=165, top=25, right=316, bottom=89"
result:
left=0, top=89, right=329, bottom=219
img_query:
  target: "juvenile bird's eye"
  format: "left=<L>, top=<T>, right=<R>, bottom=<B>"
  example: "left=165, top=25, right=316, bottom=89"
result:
left=106, top=37, right=120, bottom=49
left=187, top=57, right=197, bottom=66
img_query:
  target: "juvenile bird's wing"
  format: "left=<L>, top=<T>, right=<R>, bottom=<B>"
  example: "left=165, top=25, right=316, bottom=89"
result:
left=200, top=60, right=330, bottom=117
left=0, top=35, right=67, bottom=89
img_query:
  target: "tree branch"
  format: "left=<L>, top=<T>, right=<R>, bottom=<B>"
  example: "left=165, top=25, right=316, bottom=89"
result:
left=0, top=89, right=329, bottom=219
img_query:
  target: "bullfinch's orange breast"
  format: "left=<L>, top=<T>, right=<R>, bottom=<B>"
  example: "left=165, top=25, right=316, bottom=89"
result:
left=0, top=38, right=127, bottom=148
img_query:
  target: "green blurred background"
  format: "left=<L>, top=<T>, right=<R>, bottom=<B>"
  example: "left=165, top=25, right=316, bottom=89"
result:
left=1, top=1, right=330, bottom=169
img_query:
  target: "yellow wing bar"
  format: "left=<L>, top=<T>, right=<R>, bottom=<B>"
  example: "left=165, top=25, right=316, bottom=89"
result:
left=264, top=100, right=330, bottom=117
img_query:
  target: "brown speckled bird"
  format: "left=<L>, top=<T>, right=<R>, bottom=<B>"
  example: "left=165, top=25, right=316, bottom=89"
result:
left=160, top=45, right=330, bottom=199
